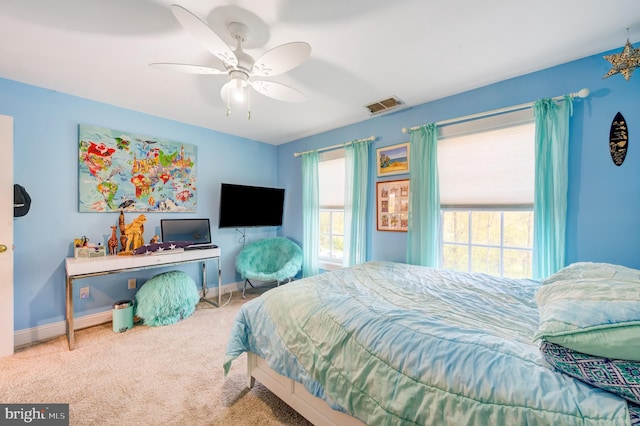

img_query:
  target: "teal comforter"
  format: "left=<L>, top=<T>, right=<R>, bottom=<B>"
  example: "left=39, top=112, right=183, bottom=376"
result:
left=224, top=261, right=631, bottom=425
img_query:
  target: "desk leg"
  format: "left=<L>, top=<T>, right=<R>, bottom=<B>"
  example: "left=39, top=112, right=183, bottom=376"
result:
left=66, top=275, right=75, bottom=350
left=200, top=261, right=218, bottom=307
left=218, top=257, right=222, bottom=307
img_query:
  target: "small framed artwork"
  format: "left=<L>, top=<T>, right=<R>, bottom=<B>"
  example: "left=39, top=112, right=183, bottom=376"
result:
left=376, top=142, right=410, bottom=177
left=376, top=179, right=410, bottom=232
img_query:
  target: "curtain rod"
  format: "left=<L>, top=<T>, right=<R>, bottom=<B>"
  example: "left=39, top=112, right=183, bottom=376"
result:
left=293, top=136, right=376, bottom=157
left=401, top=88, right=590, bottom=133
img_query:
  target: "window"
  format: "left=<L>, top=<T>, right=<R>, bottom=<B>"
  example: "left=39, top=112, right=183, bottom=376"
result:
left=318, top=152, right=345, bottom=267
left=438, top=109, right=535, bottom=278
left=319, top=209, right=344, bottom=261
left=441, top=209, right=533, bottom=278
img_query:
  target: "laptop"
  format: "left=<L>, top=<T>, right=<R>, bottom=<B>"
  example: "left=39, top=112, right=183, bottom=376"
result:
left=160, top=218, right=217, bottom=250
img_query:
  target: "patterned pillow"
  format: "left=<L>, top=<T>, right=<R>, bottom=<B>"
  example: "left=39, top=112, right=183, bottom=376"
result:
left=540, top=340, right=640, bottom=405
left=630, top=403, right=640, bottom=426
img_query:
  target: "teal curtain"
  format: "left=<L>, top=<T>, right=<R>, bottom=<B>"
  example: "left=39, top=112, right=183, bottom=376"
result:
left=301, top=151, right=319, bottom=277
left=406, top=124, right=440, bottom=266
left=533, top=97, right=573, bottom=279
left=344, top=140, right=370, bottom=266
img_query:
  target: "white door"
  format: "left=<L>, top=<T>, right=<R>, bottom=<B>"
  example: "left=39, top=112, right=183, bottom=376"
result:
left=0, top=115, right=14, bottom=357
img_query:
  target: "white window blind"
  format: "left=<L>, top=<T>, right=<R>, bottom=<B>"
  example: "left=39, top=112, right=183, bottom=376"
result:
left=318, top=152, right=345, bottom=208
left=438, top=109, right=534, bottom=206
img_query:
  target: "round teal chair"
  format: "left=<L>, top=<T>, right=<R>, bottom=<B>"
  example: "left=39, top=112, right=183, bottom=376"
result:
left=235, top=237, right=303, bottom=298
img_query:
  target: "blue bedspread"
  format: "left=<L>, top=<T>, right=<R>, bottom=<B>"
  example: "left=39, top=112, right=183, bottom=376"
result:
left=224, top=261, right=632, bottom=425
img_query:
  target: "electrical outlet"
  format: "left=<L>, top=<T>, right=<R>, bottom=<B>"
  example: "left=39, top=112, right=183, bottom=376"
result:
left=128, top=278, right=136, bottom=290
left=80, top=287, right=90, bottom=299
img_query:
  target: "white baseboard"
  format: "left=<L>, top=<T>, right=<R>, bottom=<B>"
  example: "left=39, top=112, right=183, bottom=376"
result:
left=14, top=310, right=113, bottom=347
left=202, top=281, right=243, bottom=301
left=14, top=281, right=243, bottom=348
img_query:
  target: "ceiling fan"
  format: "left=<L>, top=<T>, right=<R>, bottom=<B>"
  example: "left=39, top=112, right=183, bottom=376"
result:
left=151, top=5, right=311, bottom=118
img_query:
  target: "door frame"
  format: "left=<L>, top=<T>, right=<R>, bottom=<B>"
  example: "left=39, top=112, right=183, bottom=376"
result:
left=0, top=115, right=14, bottom=357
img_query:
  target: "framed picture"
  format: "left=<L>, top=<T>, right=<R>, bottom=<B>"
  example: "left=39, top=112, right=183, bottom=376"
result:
left=376, top=142, right=410, bottom=177
left=376, top=179, right=410, bottom=232
left=78, top=124, right=197, bottom=212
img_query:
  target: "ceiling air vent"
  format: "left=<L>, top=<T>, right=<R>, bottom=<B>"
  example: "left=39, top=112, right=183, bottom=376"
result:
left=365, top=96, right=404, bottom=116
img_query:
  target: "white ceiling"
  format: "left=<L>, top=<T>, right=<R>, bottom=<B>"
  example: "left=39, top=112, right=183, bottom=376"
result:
left=1, top=0, right=639, bottom=145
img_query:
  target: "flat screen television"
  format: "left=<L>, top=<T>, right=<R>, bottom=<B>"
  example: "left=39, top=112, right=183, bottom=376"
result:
left=219, top=183, right=285, bottom=228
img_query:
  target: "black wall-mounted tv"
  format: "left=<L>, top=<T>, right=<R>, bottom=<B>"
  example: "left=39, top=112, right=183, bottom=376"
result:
left=218, top=183, right=285, bottom=228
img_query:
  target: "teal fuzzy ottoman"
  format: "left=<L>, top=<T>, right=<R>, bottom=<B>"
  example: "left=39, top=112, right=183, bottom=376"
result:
left=135, top=270, right=200, bottom=326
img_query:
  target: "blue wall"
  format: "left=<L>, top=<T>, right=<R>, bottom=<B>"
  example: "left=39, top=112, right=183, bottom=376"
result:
left=1, top=78, right=280, bottom=331
left=4, top=43, right=640, bottom=334
left=277, top=46, right=640, bottom=270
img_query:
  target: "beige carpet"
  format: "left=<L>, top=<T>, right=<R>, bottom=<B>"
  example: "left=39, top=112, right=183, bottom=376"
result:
left=0, top=290, right=313, bottom=426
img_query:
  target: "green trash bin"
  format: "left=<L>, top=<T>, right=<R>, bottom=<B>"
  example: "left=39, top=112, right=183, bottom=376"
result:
left=112, top=300, right=134, bottom=332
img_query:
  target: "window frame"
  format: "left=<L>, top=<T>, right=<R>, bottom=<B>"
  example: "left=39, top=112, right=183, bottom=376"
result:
left=318, top=150, right=346, bottom=271
left=440, top=206, right=534, bottom=278
left=319, top=208, right=344, bottom=270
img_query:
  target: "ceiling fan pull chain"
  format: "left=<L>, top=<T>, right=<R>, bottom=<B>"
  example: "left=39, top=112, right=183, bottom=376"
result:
left=226, top=85, right=231, bottom=117
left=247, top=88, right=251, bottom=120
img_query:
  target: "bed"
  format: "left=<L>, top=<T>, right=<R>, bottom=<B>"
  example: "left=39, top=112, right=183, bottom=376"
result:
left=224, top=261, right=640, bottom=425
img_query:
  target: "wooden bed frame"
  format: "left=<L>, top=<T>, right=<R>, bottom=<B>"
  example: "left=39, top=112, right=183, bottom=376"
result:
left=247, top=352, right=365, bottom=426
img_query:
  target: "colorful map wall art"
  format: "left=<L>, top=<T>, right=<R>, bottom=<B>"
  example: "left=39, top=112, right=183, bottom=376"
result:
left=78, top=125, right=197, bottom=212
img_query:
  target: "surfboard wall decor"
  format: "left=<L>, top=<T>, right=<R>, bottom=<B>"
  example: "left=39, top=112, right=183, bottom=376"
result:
left=609, top=112, right=628, bottom=166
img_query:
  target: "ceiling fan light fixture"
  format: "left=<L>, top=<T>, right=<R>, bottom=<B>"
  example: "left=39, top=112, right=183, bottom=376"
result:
left=155, top=5, right=311, bottom=119
left=228, top=71, right=249, bottom=103
left=230, top=78, right=248, bottom=102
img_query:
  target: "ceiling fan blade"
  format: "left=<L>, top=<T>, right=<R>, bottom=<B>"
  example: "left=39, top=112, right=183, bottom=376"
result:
left=250, top=80, right=306, bottom=103
left=252, top=42, right=311, bottom=77
left=150, top=63, right=226, bottom=75
left=170, top=4, right=237, bottom=68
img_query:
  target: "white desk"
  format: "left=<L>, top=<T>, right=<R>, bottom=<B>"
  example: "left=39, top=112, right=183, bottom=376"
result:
left=65, top=247, right=221, bottom=350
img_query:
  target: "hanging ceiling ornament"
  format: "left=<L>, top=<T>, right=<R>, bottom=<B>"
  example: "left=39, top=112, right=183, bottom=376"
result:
left=603, top=30, right=640, bottom=81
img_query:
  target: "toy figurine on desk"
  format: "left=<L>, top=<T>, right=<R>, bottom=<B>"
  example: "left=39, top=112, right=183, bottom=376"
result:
left=118, top=213, right=147, bottom=255
left=108, top=226, right=118, bottom=255
left=118, top=210, right=127, bottom=253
